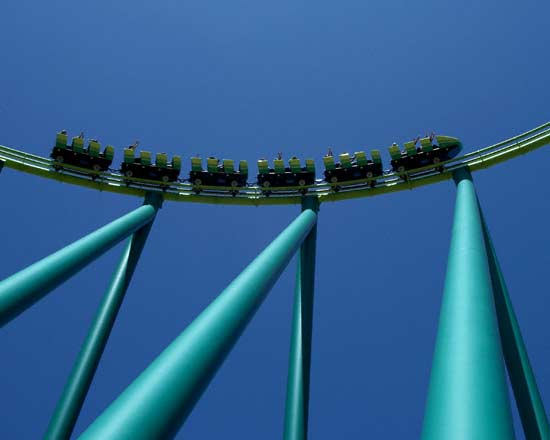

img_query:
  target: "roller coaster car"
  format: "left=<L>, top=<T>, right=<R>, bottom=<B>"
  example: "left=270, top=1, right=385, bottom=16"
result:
left=256, top=157, right=315, bottom=188
left=389, top=136, right=462, bottom=174
left=51, top=132, right=114, bottom=172
left=120, top=149, right=181, bottom=182
left=189, top=157, right=248, bottom=187
left=323, top=150, right=383, bottom=185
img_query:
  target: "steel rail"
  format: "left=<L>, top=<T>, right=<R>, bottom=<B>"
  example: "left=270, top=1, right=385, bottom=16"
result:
left=0, top=123, right=549, bottom=206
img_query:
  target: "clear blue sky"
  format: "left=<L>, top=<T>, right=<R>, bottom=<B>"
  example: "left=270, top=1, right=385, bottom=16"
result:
left=1, top=1, right=549, bottom=438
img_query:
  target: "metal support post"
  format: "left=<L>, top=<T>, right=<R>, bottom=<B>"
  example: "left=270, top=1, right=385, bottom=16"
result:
left=0, top=196, right=160, bottom=327
left=421, top=167, right=515, bottom=440
left=0, top=159, right=4, bottom=174
left=78, top=208, right=318, bottom=440
left=44, top=193, right=162, bottom=440
left=284, top=196, right=319, bottom=440
left=481, top=213, right=550, bottom=440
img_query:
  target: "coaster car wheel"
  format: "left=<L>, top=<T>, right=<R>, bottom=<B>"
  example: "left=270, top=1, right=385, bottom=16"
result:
left=53, top=156, right=63, bottom=171
left=433, top=157, right=444, bottom=172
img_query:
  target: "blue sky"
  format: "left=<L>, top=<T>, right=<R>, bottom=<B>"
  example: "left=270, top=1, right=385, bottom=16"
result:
left=1, top=1, right=549, bottom=438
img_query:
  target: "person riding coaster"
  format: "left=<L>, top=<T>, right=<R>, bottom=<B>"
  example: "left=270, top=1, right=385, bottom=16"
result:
left=50, top=130, right=114, bottom=174
left=323, top=149, right=383, bottom=186
left=189, top=156, right=248, bottom=188
left=256, top=155, right=315, bottom=189
left=120, top=147, right=181, bottom=183
left=389, top=135, right=462, bottom=175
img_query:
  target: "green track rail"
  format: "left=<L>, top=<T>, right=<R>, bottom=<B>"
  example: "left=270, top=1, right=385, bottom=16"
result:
left=1, top=123, right=549, bottom=206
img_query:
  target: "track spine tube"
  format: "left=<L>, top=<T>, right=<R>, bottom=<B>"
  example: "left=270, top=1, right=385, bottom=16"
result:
left=284, top=196, right=319, bottom=440
left=44, top=193, right=162, bottom=440
left=421, top=167, right=515, bottom=440
left=481, top=212, right=550, bottom=440
left=78, top=208, right=318, bottom=440
left=0, top=200, right=159, bottom=327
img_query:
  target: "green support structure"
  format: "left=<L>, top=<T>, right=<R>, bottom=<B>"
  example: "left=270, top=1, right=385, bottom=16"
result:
left=0, top=199, right=159, bottom=328
left=78, top=207, right=318, bottom=440
left=421, top=168, right=515, bottom=440
left=481, top=213, right=550, bottom=440
left=284, top=196, right=319, bottom=440
left=44, top=194, right=162, bottom=440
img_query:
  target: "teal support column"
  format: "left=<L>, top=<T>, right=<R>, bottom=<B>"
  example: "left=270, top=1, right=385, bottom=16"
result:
left=44, top=194, right=162, bottom=440
left=79, top=208, right=318, bottom=440
left=284, top=196, right=319, bottom=440
left=0, top=197, right=159, bottom=327
left=481, top=214, right=550, bottom=440
left=421, top=167, right=515, bottom=440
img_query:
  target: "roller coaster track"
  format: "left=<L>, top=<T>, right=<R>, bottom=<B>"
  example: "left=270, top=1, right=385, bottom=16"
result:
left=2, top=123, right=550, bottom=439
left=1, top=123, right=549, bottom=206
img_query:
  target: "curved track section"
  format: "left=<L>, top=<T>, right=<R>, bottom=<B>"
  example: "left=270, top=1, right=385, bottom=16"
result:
left=1, top=123, right=549, bottom=206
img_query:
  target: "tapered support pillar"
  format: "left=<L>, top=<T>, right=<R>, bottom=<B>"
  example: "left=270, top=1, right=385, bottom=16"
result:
left=481, top=214, right=550, bottom=440
left=421, top=168, right=515, bottom=440
left=79, top=208, right=318, bottom=440
left=0, top=197, right=160, bottom=327
left=284, top=196, right=319, bottom=440
left=44, top=194, right=162, bottom=440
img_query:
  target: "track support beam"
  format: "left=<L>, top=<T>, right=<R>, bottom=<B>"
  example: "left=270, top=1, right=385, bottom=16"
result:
left=0, top=195, right=160, bottom=327
left=284, top=196, right=319, bottom=440
left=78, top=208, right=318, bottom=440
left=421, top=167, right=515, bottom=440
left=44, top=194, right=162, bottom=440
left=481, top=213, right=550, bottom=440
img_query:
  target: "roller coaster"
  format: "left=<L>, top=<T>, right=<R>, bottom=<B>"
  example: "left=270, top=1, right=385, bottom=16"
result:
left=1, top=123, right=549, bottom=205
left=0, top=123, right=549, bottom=440
left=49, top=130, right=462, bottom=193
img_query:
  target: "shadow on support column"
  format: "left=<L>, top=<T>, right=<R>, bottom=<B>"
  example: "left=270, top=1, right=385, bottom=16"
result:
left=481, top=211, right=550, bottom=440
left=284, top=196, right=319, bottom=440
left=421, top=167, right=515, bottom=440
